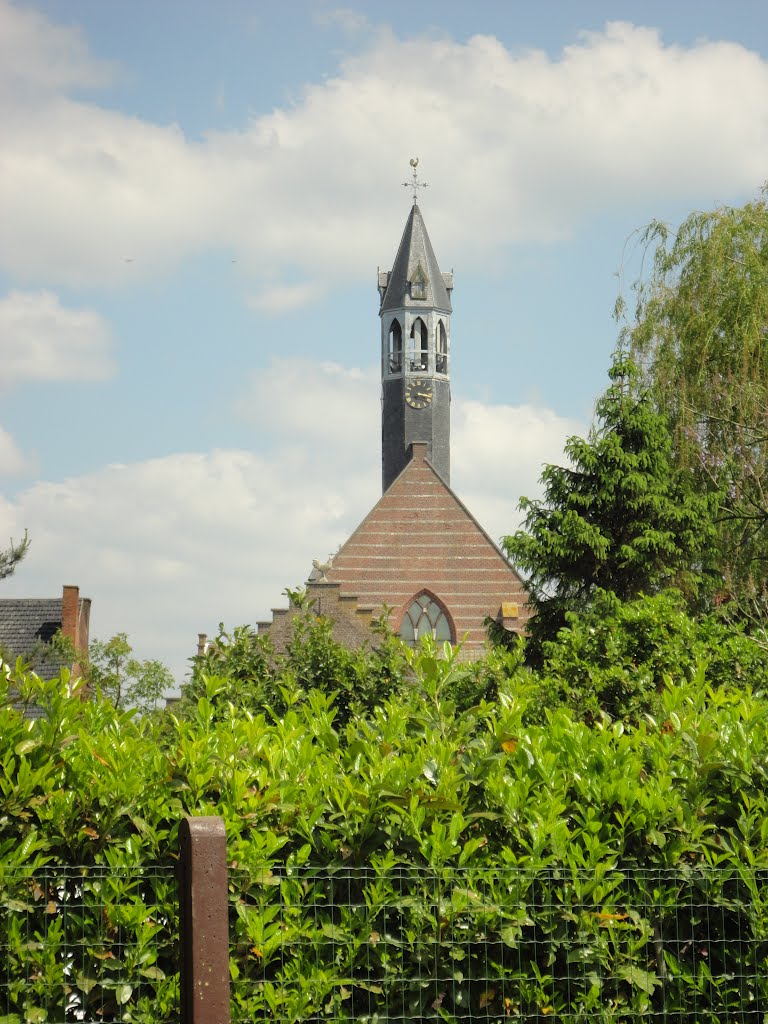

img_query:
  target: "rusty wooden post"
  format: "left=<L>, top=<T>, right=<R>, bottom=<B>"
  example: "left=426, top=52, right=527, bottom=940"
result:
left=179, top=816, right=230, bottom=1024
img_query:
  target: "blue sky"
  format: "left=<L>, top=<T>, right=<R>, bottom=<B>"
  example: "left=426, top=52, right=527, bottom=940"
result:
left=1, top=0, right=766, bottom=686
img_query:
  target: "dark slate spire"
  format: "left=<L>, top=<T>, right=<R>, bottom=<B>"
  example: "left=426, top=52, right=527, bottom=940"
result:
left=380, top=205, right=452, bottom=314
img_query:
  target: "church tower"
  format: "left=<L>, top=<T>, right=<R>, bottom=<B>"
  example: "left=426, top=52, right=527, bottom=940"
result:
left=378, top=202, right=453, bottom=491
left=254, top=174, right=530, bottom=658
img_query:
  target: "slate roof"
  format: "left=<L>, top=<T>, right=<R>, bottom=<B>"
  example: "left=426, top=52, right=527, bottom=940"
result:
left=0, top=598, right=69, bottom=680
left=380, top=204, right=452, bottom=314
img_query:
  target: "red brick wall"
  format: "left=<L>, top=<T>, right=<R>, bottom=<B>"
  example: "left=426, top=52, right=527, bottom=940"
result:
left=328, top=449, right=529, bottom=658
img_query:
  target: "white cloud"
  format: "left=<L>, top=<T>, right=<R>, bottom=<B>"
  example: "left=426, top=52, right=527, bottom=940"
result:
left=0, top=290, right=114, bottom=385
left=0, top=0, right=114, bottom=94
left=0, top=6, right=766, bottom=289
left=248, top=282, right=325, bottom=313
left=0, top=426, right=29, bottom=476
left=0, top=447, right=375, bottom=686
left=236, top=358, right=379, bottom=454
left=0, top=358, right=581, bottom=683
left=453, top=400, right=583, bottom=543
left=313, top=7, right=371, bottom=36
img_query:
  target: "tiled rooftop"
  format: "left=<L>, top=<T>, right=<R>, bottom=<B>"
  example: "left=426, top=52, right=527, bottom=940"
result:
left=0, top=598, right=69, bottom=680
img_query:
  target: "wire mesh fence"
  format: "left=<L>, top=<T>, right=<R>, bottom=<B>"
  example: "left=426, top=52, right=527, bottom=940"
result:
left=0, top=865, right=178, bottom=1024
left=3, top=861, right=768, bottom=1023
left=228, top=864, right=768, bottom=1024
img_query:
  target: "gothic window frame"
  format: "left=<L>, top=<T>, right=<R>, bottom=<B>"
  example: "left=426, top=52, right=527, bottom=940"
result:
left=398, top=590, right=455, bottom=647
left=436, top=319, right=448, bottom=375
left=388, top=318, right=403, bottom=374
left=408, top=317, right=429, bottom=372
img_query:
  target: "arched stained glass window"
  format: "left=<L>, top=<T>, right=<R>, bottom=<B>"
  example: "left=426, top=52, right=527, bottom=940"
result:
left=400, top=593, right=452, bottom=646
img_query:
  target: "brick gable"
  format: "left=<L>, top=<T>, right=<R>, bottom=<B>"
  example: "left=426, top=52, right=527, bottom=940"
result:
left=326, top=444, right=529, bottom=657
left=257, top=583, right=377, bottom=652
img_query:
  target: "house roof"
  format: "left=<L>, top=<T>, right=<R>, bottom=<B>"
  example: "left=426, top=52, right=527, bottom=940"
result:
left=380, top=204, right=452, bottom=314
left=0, top=598, right=69, bottom=679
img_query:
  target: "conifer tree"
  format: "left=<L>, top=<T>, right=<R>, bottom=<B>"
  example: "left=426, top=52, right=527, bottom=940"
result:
left=0, top=531, right=29, bottom=582
left=503, top=353, right=714, bottom=659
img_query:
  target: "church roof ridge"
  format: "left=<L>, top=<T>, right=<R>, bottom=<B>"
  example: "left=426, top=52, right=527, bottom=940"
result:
left=380, top=204, right=452, bottom=314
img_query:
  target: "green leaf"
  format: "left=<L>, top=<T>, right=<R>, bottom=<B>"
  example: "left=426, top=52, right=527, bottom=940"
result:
left=618, top=965, right=659, bottom=995
left=139, top=966, right=166, bottom=981
left=76, top=972, right=98, bottom=994
left=4, top=899, right=31, bottom=913
left=115, top=984, right=133, bottom=1005
left=14, top=739, right=40, bottom=756
left=292, top=843, right=311, bottom=866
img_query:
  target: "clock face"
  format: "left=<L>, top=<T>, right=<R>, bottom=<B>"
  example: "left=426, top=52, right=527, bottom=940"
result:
left=405, top=378, right=433, bottom=409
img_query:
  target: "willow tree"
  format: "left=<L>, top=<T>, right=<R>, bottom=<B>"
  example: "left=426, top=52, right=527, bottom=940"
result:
left=622, top=194, right=768, bottom=610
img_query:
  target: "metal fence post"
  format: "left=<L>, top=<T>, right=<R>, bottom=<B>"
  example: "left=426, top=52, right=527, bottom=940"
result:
left=179, top=816, right=231, bottom=1024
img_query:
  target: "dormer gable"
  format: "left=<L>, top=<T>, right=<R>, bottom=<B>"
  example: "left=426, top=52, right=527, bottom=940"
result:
left=409, top=263, right=428, bottom=300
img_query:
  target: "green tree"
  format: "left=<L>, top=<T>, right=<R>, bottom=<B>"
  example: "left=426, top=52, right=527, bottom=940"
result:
left=88, top=633, right=174, bottom=713
left=52, top=630, right=174, bottom=713
left=529, top=589, right=768, bottom=725
left=182, top=623, right=284, bottom=718
left=503, top=353, right=714, bottom=660
left=182, top=608, right=410, bottom=727
left=0, top=530, right=29, bottom=581
left=622, top=194, right=768, bottom=612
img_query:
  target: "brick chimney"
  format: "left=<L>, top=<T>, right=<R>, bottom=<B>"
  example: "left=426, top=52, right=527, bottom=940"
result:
left=61, top=585, right=91, bottom=686
left=61, top=585, right=80, bottom=644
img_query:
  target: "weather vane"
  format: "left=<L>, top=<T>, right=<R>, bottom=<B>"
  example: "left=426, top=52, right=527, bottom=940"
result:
left=403, top=157, right=428, bottom=204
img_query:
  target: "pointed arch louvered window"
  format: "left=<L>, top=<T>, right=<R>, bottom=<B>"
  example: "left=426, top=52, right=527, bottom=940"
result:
left=436, top=319, right=448, bottom=374
left=409, top=318, right=428, bottom=372
left=388, top=318, right=403, bottom=373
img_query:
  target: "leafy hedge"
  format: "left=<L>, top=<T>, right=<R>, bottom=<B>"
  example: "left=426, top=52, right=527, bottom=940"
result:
left=3, top=644, right=768, bottom=1022
left=531, top=590, right=768, bottom=724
